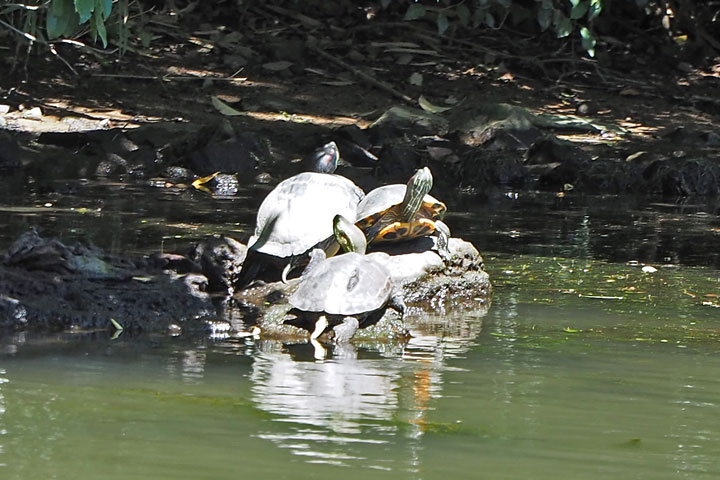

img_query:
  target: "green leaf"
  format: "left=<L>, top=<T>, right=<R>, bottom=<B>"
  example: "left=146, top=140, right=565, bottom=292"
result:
left=485, top=12, right=496, bottom=28
left=437, top=13, right=449, bottom=35
left=472, top=8, right=484, bottom=27
left=537, top=7, right=552, bottom=31
left=555, top=13, right=573, bottom=38
left=74, top=0, right=94, bottom=23
left=52, top=0, right=70, bottom=17
left=92, top=8, right=107, bottom=47
left=47, top=0, right=75, bottom=39
left=97, top=0, right=112, bottom=19
left=570, top=0, right=589, bottom=20
left=456, top=4, right=470, bottom=27
left=580, top=27, right=596, bottom=57
left=140, top=30, right=151, bottom=48
left=588, top=0, right=602, bottom=21
left=404, top=4, right=426, bottom=21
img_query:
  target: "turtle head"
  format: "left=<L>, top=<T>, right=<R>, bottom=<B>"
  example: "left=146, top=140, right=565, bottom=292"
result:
left=333, top=214, right=367, bottom=255
left=401, top=167, right=433, bottom=221
left=310, top=141, right=340, bottom=173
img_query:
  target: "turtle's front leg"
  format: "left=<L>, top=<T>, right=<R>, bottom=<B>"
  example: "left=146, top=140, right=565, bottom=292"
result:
left=332, top=317, right=360, bottom=343
left=435, top=220, right=452, bottom=263
left=311, top=315, right=329, bottom=340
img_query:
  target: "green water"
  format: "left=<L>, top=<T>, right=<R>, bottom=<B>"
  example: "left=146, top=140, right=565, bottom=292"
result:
left=1, top=179, right=720, bottom=478
left=2, top=256, right=720, bottom=479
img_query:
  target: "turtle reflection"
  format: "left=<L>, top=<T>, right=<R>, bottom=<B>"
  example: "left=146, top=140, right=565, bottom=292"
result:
left=249, top=311, right=485, bottom=470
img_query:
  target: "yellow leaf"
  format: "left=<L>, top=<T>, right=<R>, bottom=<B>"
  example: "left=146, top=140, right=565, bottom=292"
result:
left=192, top=171, right=220, bottom=193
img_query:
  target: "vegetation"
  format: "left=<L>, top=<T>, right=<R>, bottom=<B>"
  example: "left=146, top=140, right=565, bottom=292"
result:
left=0, top=0, right=717, bottom=65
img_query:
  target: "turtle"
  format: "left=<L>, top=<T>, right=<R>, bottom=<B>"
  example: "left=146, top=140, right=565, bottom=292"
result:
left=236, top=143, right=364, bottom=288
left=355, top=167, right=451, bottom=259
left=304, top=141, right=340, bottom=173
left=288, top=214, right=405, bottom=342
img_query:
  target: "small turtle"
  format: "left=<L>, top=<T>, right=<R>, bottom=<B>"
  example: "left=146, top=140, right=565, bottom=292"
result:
left=355, top=167, right=450, bottom=259
left=236, top=143, right=364, bottom=288
left=304, top=141, right=340, bottom=173
left=288, top=215, right=405, bottom=342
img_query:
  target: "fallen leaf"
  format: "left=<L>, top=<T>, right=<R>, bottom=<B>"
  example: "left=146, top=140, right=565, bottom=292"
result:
left=262, top=61, right=293, bottom=71
left=409, top=72, right=423, bottom=86
left=418, top=95, right=453, bottom=113
left=192, top=171, right=219, bottom=193
left=625, top=151, right=647, bottom=162
left=320, top=80, right=355, bottom=86
left=211, top=96, right=243, bottom=116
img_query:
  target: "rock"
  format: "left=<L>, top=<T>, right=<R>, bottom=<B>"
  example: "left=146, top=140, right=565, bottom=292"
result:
left=0, top=131, right=22, bottom=171
left=233, top=236, right=491, bottom=341
left=188, top=236, right=248, bottom=293
left=186, top=133, right=266, bottom=176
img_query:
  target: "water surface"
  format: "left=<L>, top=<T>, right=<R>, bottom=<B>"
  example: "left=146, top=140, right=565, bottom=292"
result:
left=1, top=177, right=720, bottom=479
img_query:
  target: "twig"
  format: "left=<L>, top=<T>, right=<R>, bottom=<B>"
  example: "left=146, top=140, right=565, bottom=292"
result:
left=48, top=44, right=78, bottom=76
left=91, top=73, right=248, bottom=82
left=308, top=45, right=414, bottom=104
left=252, top=5, right=415, bottom=104
left=0, top=17, right=38, bottom=43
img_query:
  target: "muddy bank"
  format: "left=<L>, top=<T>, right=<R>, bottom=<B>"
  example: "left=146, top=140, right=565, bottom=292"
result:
left=2, top=98, right=719, bottom=199
left=0, top=229, right=215, bottom=333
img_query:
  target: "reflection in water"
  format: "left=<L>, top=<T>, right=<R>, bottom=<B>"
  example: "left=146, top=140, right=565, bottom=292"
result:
left=0, top=368, right=6, bottom=467
left=249, top=313, right=484, bottom=471
left=164, top=349, right=208, bottom=385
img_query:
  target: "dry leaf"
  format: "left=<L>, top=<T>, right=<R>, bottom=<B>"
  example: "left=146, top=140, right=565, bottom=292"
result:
left=409, top=72, right=423, bottom=86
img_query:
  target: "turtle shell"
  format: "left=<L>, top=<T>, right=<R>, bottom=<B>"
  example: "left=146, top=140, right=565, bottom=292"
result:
left=355, top=184, right=446, bottom=243
left=250, top=172, right=364, bottom=258
left=289, top=252, right=391, bottom=316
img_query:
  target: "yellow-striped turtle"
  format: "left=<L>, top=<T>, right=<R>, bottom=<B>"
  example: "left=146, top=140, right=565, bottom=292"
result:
left=355, top=167, right=450, bottom=258
left=288, top=215, right=405, bottom=342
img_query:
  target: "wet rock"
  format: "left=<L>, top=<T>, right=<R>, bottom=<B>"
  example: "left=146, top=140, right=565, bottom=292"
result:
left=233, top=236, right=491, bottom=341
left=200, top=173, right=240, bottom=196
left=186, top=133, right=266, bottom=176
left=0, top=131, right=22, bottom=171
left=377, top=143, right=421, bottom=182
left=527, top=137, right=593, bottom=189
left=369, top=106, right=449, bottom=144
left=95, top=153, right=129, bottom=177
left=188, top=236, right=248, bottom=293
left=333, top=124, right=378, bottom=167
left=460, top=149, right=529, bottom=189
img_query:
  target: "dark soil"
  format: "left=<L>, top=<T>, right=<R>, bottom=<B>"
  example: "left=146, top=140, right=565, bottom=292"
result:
left=1, top=3, right=718, bottom=196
